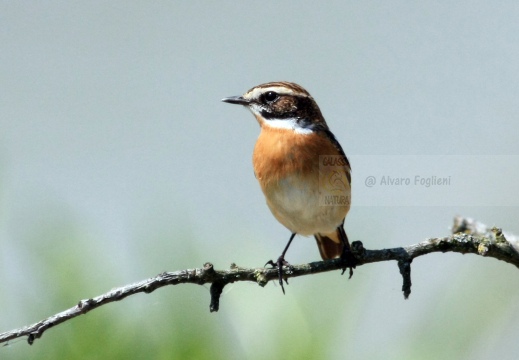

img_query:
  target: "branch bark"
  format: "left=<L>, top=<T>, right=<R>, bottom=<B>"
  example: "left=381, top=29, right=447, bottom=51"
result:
left=1, top=216, right=518, bottom=346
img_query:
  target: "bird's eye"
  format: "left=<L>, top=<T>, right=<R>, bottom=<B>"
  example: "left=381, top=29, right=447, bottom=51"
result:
left=264, top=91, right=279, bottom=102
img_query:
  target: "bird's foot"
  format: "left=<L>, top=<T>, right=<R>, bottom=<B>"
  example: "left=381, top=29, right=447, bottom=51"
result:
left=265, top=257, right=292, bottom=294
left=340, top=248, right=357, bottom=279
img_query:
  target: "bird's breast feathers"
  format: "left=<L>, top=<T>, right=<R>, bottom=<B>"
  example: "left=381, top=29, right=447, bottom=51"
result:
left=252, top=126, right=350, bottom=235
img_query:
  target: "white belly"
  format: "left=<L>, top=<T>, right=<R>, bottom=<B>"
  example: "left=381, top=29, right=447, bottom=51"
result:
left=263, top=174, right=350, bottom=236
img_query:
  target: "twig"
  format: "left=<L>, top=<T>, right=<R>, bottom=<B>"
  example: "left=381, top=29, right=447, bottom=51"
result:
left=1, top=216, right=518, bottom=346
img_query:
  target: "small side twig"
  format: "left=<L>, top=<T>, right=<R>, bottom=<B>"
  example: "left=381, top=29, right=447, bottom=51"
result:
left=398, top=260, right=412, bottom=299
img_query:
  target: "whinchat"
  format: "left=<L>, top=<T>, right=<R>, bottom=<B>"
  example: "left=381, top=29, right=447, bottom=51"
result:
left=222, top=81, right=355, bottom=293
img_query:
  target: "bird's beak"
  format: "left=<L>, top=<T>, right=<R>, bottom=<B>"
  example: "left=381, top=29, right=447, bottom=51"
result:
left=221, top=96, right=251, bottom=106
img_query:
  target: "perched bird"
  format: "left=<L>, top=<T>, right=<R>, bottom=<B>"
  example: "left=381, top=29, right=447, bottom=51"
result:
left=222, top=81, right=355, bottom=292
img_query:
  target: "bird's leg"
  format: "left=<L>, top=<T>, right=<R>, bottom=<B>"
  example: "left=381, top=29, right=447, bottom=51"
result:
left=265, top=232, right=296, bottom=294
left=338, top=226, right=357, bottom=278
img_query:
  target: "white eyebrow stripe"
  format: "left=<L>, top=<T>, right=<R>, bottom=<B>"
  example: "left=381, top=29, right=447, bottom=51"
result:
left=244, top=86, right=306, bottom=100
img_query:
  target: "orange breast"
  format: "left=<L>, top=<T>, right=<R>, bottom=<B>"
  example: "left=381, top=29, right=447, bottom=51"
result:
left=253, top=126, right=345, bottom=186
left=252, top=126, right=351, bottom=235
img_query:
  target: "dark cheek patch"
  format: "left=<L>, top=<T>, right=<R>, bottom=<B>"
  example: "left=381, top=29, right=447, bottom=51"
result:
left=272, top=97, right=297, bottom=114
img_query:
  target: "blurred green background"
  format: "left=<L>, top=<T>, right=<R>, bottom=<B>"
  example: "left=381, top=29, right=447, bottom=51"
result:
left=1, top=2, right=519, bottom=359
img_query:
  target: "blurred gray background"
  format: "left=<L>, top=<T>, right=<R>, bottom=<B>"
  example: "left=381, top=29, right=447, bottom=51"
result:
left=1, top=2, right=518, bottom=359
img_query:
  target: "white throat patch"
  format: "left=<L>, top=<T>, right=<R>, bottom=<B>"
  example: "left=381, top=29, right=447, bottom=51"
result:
left=262, top=118, right=313, bottom=135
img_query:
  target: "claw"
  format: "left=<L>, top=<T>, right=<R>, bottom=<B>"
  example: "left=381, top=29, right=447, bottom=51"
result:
left=264, top=260, right=276, bottom=268
left=264, top=256, right=290, bottom=294
left=340, top=248, right=357, bottom=279
left=277, top=258, right=286, bottom=294
left=266, top=233, right=297, bottom=294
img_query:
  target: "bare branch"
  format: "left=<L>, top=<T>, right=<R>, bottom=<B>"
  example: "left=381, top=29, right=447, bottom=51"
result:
left=1, top=216, right=518, bottom=346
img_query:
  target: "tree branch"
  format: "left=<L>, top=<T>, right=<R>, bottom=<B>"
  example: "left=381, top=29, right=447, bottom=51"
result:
left=1, top=216, right=518, bottom=346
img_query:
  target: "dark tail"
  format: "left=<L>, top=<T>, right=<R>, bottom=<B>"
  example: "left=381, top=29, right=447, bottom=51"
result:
left=314, top=225, right=350, bottom=260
